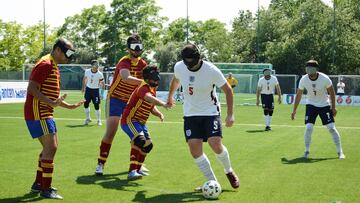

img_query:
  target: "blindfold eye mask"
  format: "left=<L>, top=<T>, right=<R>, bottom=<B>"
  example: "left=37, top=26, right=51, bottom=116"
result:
left=129, top=43, right=143, bottom=51
left=59, top=42, right=75, bottom=59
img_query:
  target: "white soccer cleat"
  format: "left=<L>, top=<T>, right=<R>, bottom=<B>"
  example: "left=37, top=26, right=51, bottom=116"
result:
left=303, top=151, right=310, bottom=159
left=338, top=152, right=346, bottom=159
left=140, top=165, right=150, bottom=172
left=84, top=118, right=92, bottom=125
left=95, top=163, right=104, bottom=175
left=97, top=120, right=102, bottom=126
left=127, top=170, right=143, bottom=181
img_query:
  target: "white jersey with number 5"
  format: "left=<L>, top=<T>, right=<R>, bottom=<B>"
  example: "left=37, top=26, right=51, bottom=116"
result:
left=85, top=69, right=104, bottom=89
left=257, top=75, right=278, bottom=95
left=298, top=72, right=332, bottom=107
left=174, top=60, right=227, bottom=117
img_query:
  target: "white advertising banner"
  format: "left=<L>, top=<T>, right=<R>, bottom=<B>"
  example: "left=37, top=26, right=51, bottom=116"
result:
left=0, top=82, right=28, bottom=103
left=282, top=94, right=360, bottom=106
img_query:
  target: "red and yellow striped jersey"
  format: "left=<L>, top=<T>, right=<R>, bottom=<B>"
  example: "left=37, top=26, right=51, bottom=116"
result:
left=108, top=55, right=147, bottom=102
left=24, top=54, right=60, bottom=120
left=121, top=82, right=156, bottom=125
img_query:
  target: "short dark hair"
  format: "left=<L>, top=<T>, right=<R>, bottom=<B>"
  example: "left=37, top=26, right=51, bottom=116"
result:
left=306, top=60, right=319, bottom=68
left=181, top=43, right=200, bottom=59
left=127, top=34, right=142, bottom=46
left=91, top=60, right=98, bottom=65
left=53, top=38, right=72, bottom=51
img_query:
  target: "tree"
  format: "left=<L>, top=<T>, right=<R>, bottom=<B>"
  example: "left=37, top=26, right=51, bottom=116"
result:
left=57, top=5, right=107, bottom=64
left=153, top=41, right=182, bottom=72
left=100, top=0, right=165, bottom=66
left=0, top=21, right=24, bottom=71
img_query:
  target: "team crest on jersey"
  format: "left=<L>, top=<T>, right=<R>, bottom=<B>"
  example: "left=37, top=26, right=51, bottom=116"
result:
left=189, top=76, right=195, bottom=82
left=186, top=129, right=192, bottom=137
left=267, top=82, right=270, bottom=85
left=312, top=84, right=316, bottom=88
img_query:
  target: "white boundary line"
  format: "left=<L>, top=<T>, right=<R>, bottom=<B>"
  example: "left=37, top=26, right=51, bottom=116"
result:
left=1, top=116, right=359, bottom=130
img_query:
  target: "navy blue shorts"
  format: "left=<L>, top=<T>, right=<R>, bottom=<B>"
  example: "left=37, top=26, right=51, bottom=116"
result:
left=84, top=87, right=100, bottom=104
left=261, top=94, right=274, bottom=110
left=183, top=115, right=222, bottom=142
left=305, top=104, right=334, bottom=125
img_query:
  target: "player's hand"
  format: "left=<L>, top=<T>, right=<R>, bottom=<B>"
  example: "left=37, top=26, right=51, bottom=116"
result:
left=225, top=114, right=234, bottom=127
left=158, top=113, right=164, bottom=122
left=167, top=98, right=176, bottom=108
left=163, top=102, right=172, bottom=110
left=256, top=100, right=260, bottom=106
left=291, top=111, right=296, bottom=120
left=49, top=94, right=67, bottom=107
left=332, top=108, right=337, bottom=117
left=278, top=97, right=282, bottom=104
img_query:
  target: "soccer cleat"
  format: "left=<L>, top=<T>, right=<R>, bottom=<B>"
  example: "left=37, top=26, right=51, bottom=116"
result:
left=97, top=120, right=102, bottom=126
left=265, top=126, right=271, bottom=131
left=338, top=152, right=346, bottom=159
left=137, top=170, right=149, bottom=176
left=31, top=182, right=57, bottom=193
left=226, top=171, right=240, bottom=189
left=140, top=164, right=150, bottom=172
left=84, top=118, right=92, bottom=125
left=303, top=151, right=310, bottom=159
left=95, top=163, right=104, bottom=175
left=127, top=170, right=143, bottom=181
left=40, top=188, right=63, bottom=200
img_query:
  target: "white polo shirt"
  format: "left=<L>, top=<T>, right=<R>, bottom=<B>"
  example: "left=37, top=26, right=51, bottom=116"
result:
left=298, top=72, right=332, bottom=107
left=257, top=75, right=279, bottom=95
left=84, top=69, right=104, bottom=89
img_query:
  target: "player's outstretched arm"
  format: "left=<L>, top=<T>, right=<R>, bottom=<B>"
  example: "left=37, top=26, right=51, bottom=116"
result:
left=221, top=82, right=234, bottom=127
left=144, top=93, right=171, bottom=110
left=59, top=94, right=85, bottom=109
left=291, top=89, right=303, bottom=120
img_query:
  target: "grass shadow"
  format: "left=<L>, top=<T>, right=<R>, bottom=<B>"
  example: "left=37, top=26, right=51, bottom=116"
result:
left=132, top=189, right=237, bottom=203
left=281, top=157, right=337, bottom=164
left=65, top=124, right=95, bottom=128
left=246, top=130, right=266, bottom=133
left=0, top=192, right=42, bottom=203
left=76, top=172, right=141, bottom=191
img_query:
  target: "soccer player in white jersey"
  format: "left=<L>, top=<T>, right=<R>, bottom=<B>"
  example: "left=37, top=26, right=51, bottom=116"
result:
left=291, top=60, right=345, bottom=159
left=256, top=69, right=282, bottom=131
left=167, top=44, right=240, bottom=190
left=82, top=60, right=105, bottom=125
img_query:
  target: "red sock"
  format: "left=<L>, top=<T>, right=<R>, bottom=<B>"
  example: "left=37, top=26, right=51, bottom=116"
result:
left=129, top=147, right=140, bottom=172
left=41, top=159, right=54, bottom=191
left=98, top=141, right=112, bottom=164
left=137, top=153, right=147, bottom=171
left=34, top=153, right=42, bottom=184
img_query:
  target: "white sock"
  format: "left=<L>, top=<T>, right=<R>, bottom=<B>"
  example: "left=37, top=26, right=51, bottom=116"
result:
left=264, top=115, right=269, bottom=126
left=95, top=110, right=101, bottom=122
left=304, top=123, right=314, bottom=152
left=215, top=145, right=233, bottom=174
left=194, top=154, right=217, bottom=181
left=268, top=116, right=272, bottom=126
left=84, top=108, right=91, bottom=120
left=327, top=123, right=343, bottom=153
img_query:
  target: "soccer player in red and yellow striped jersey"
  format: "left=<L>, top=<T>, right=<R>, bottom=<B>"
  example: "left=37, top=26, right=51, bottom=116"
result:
left=95, top=34, right=148, bottom=175
left=24, top=38, right=84, bottom=200
left=120, top=65, right=171, bottom=180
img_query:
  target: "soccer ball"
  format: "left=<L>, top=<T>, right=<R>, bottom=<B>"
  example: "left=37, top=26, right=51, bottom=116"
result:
left=202, top=180, right=222, bottom=199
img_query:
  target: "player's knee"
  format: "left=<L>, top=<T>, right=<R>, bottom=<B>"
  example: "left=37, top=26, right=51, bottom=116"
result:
left=305, top=123, right=314, bottom=131
left=326, top=122, right=336, bottom=132
left=268, top=110, right=273, bottom=116
left=263, top=109, right=269, bottom=115
left=141, top=143, right=153, bottom=153
left=84, top=101, right=90, bottom=108
left=133, top=135, right=146, bottom=148
left=94, top=103, right=100, bottom=110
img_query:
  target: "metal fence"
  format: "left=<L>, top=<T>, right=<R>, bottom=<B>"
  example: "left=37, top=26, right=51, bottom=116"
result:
left=1, top=66, right=359, bottom=95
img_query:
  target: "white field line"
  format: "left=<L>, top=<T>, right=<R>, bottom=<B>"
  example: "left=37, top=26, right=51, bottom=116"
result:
left=1, top=116, right=359, bottom=130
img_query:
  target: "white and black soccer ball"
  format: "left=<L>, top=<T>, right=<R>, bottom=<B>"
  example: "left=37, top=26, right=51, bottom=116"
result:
left=202, top=180, right=222, bottom=199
